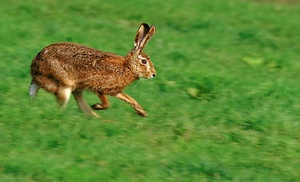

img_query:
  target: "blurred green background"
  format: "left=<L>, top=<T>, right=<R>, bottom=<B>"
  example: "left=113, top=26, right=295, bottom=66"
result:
left=0, top=0, right=300, bottom=181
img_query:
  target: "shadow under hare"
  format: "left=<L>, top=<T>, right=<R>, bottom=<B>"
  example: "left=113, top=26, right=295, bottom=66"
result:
left=29, top=23, right=156, bottom=117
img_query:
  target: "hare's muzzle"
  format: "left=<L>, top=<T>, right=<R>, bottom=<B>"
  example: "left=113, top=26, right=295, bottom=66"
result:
left=149, top=69, right=156, bottom=78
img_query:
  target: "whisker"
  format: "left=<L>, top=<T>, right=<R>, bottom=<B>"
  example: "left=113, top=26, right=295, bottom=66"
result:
left=134, top=78, right=144, bottom=87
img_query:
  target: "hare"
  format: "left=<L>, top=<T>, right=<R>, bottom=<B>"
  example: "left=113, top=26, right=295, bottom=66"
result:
left=29, top=23, right=156, bottom=117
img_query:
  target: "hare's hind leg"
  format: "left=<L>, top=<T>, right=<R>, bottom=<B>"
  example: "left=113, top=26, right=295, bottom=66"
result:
left=73, top=91, right=99, bottom=117
left=91, top=92, right=110, bottom=110
left=115, top=92, right=147, bottom=117
left=33, top=76, right=72, bottom=108
left=56, top=87, right=72, bottom=108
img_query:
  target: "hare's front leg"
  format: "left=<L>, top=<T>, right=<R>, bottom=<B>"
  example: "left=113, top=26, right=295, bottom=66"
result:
left=91, top=91, right=110, bottom=110
left=115, top=92, right=147, bottom=117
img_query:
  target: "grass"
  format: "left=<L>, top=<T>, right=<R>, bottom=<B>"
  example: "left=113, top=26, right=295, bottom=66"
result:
left=1, top=0, right=300, bottom=181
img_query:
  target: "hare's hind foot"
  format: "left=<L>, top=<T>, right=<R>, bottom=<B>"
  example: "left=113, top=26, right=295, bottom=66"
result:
left=92, top=92, right=110, bottom=110
left=73, top=91, right=99, bottom=117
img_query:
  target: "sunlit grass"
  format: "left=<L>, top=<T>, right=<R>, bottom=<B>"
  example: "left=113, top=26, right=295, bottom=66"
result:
left=0, top=0, right=300, bottom=181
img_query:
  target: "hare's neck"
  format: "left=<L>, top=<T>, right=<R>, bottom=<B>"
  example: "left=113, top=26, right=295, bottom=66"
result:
left=122, top=67, right=138, bottom=84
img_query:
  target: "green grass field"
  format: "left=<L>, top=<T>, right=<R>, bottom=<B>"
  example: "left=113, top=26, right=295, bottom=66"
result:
left=1, top=0, right=300, bottom=181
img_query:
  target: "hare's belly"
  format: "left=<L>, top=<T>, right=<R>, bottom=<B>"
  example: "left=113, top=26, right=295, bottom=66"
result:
left=75, top=76, right=128, bottom=95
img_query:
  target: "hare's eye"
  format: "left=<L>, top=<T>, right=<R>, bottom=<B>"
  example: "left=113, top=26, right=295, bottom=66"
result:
left=141, top=59, right=148, bottom=65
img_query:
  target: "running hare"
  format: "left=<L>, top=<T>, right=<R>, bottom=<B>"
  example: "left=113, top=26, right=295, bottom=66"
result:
left=29, top=23, right=156, bottom=117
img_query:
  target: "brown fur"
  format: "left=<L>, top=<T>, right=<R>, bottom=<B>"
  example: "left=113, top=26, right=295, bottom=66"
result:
left=30, top=23, right=156, bottom=117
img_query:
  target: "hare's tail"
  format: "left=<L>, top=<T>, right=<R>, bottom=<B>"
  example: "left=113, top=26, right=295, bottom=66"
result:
left=29, top=81, right=39, bottom=98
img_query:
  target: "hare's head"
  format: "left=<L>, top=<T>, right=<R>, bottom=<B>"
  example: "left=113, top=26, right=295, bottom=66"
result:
left=127, top=23, right=156, bottom=79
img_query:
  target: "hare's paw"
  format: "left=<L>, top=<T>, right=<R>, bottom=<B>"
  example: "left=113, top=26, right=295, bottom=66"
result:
left=91, top=103, right=109, bottom=110
left=136, top=109, right=148, bottom=117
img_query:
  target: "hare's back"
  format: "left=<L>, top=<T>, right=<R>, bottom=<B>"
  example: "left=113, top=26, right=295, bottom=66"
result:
left=41, top=42, right=105, bottom=64
left=31, top=42, right=126, bottom=85
left=34, top=42, right=122, bottom=72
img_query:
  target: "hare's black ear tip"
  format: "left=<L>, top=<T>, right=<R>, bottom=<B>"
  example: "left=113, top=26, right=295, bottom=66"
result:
left=141, top=23, right=150, bottom=28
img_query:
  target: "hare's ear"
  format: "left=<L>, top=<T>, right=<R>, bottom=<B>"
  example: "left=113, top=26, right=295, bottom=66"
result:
left=134, top=23, right=156, bottom=52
